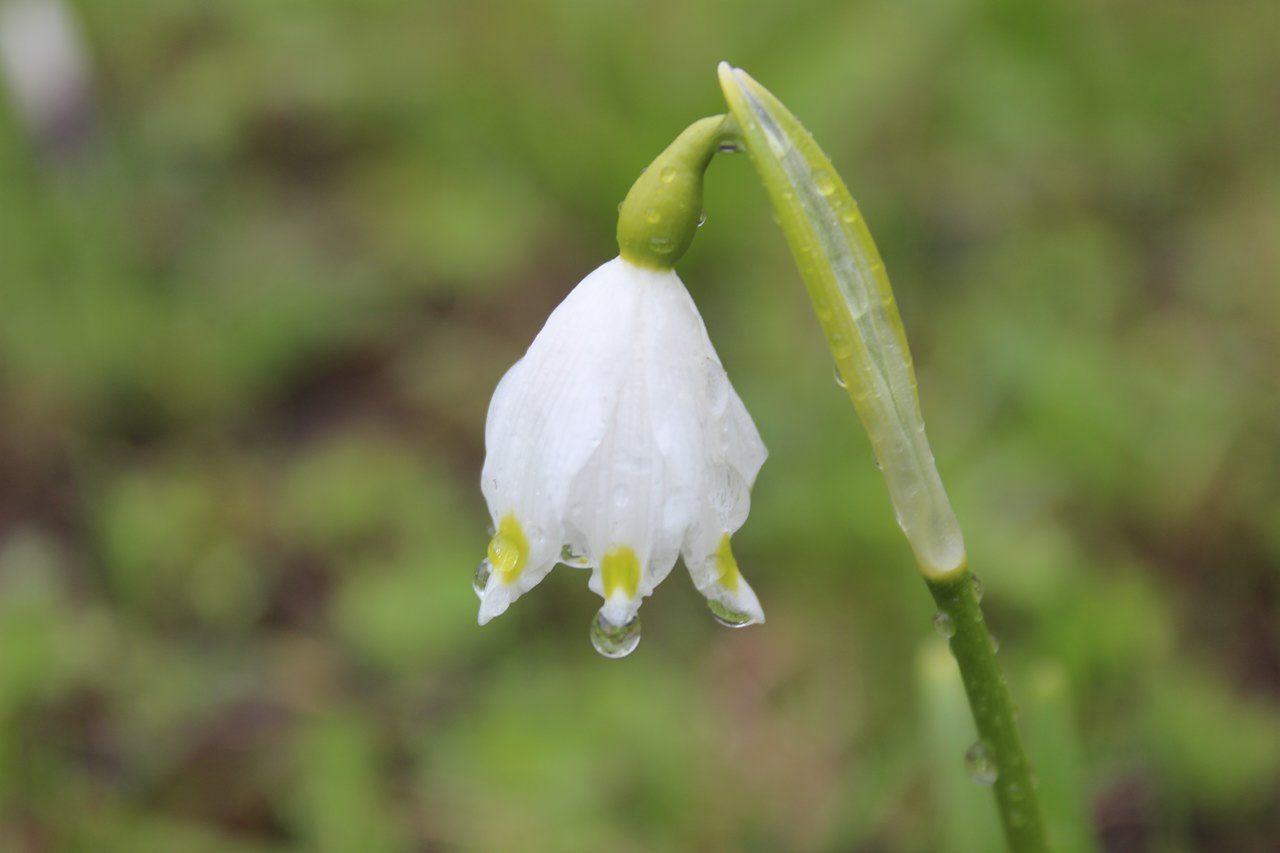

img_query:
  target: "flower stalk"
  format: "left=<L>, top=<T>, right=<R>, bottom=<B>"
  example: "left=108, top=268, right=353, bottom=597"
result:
left=929, top=574, right=1049, bottom=853
left=718, top=63, right=1049, bottom=852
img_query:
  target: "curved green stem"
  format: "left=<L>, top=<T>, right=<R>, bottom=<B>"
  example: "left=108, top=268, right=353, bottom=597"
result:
left=929, top=570, right=1049, bottom=852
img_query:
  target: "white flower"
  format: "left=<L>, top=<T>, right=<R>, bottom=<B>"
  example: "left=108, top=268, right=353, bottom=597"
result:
left=475, top=256, right=767, bottom=645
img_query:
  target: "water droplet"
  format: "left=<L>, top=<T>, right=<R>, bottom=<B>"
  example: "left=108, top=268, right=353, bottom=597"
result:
left=472, top=559, right=492, bottom=598
left=707, top=598, right=753, bottom=627
left=840, top=208, right=859, bottom=224
left=560, top=544, right=587, bottom=565
left=659, top=166, right=676, bottom=184
left=697, top=211, right=706, bottom=228
left=648, top=236, right=675, bottom=255
left=815, top=171, right=836, bottom=196
left=932, top=611, right=955, bottom=638
left=833, top=364, right=847, bottom=388
left=989, top=634, right=1001, bottom=653
left=486, top=525, right=496, bottom=537
left=965, top=740, right=999, bottom=784
left=970, top=573, right=984, bottom=603
left=590, top=610, right=641, bottom=658
left=617, top=201, right=623, bottom=212
left=717, top=142, right=738, bottom=153
left=645, top=207, right=661, bottom=224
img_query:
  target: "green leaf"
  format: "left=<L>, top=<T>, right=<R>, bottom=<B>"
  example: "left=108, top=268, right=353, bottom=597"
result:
left=717, top=63, right=964, bottom=579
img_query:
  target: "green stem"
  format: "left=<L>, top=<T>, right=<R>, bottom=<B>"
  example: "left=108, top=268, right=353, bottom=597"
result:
left=928, top=570, right=1049, bottom=853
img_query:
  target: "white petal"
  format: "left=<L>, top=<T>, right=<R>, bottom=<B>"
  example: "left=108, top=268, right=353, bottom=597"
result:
left=478, top=256, right=767, bottom=624
left=684, top=534, right=766, bottom=626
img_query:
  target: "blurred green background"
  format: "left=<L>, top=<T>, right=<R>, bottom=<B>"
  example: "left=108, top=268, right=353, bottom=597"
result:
left=1, top=0, right=1277, bottom=850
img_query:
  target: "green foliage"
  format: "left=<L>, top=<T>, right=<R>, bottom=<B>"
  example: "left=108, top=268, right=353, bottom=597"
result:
left=1, top=0, right=1277, bottom=850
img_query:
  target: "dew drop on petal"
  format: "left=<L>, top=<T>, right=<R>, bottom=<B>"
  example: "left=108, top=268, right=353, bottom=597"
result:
left=965, top=740, right=999, bottom=785
left=932, top=611, right=955, bottom=638
left=841, top=207, right=859, bottom=224
left=590, top=610, right=641, bottom=658
left=697, top=211, right=707, bottom=228
left=717, top=142, right=738, bottom=153
left=970, top=573, right=985, bottom=603
left=989, top=633, right=1001, bottom=653
left=645, top=207, right=661, bottom=224
left=659, top=166, right=676, bottom=184
left=707, top=599, right=753, bottom=628
left=833, top=364, right=847, bottom=388
left=472, top=559, right=492, bottom=598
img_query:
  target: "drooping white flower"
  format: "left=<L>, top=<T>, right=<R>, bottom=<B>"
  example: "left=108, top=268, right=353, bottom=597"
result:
left=475, top=256, right=767, bottom=649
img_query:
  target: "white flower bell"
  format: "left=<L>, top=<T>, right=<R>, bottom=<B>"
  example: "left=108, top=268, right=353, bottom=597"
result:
left=475, top=255, right=767, bottom=652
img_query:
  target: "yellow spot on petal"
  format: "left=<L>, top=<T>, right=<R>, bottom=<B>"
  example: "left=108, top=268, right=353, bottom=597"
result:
left=487, top=515, right=528, bottom=585
left=602, top=547, right=641, bottom=599
left=716, top=533, right=740, bottom=592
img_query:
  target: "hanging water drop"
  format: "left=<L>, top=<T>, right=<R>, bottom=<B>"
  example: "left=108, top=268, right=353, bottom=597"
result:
left=965, top=740, right=999, bottom=785
left=932, top=611, right=955, bottom=638
left=970, top=573, right=985, bottom=603
left=659, top=166, right=676, bottom=184
left=590, top=610, right=641, bottom=658
left=833, top=364, right=847, bottom=388
left=717, top=142, right=738, bottom=153
left=707, top=598, right=753, bottom=627
left=989, top=633, right=1001, bottom=653
left=697, top=211, right=707, bottom=228
left=472, top=559, right=492, bottom=598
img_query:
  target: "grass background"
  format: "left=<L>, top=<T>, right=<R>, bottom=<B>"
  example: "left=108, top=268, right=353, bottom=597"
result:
left=0, top=0, right=1277, bottom=850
